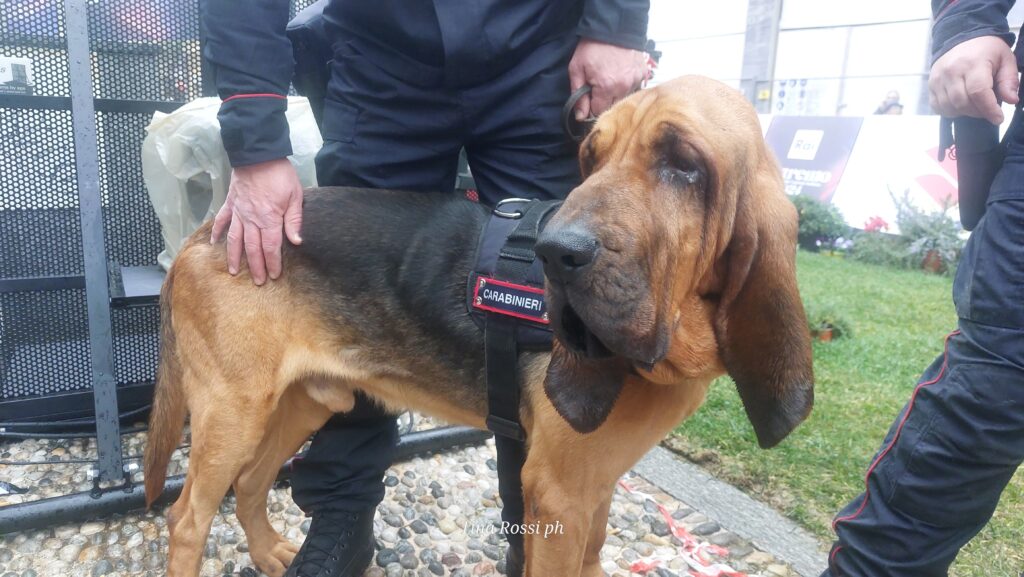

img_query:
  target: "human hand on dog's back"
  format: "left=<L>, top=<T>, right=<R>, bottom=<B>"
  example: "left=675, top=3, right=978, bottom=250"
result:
left=210, top=158, right=304, bottom=286
left=929, top=35, right=1019, bottom=125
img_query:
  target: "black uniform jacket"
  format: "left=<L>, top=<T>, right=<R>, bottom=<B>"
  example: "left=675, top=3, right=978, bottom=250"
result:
left=202, top=0, right=649, bottom=167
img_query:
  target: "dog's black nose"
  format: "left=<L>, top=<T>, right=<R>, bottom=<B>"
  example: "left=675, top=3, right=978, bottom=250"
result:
left=536, top=228, right=598, bottom=282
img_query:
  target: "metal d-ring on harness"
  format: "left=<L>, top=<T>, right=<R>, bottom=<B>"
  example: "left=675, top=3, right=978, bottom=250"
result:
left=467, top=197, right=562, bottom=577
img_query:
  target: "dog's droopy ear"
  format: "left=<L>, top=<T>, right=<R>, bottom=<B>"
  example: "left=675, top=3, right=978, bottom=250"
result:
left=544, top=342, right=631, bottom=434
left=716, top=174, right=814, bottom=449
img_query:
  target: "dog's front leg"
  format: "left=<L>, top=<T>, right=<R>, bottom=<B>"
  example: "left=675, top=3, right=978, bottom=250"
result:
left=521, top=377, right=709, bottom=576
left=581, top=492, right=613, bottom=577
left=520, top=458, right=594, bottom=577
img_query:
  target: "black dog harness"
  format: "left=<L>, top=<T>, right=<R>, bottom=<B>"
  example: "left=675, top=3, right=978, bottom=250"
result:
left=466, top=198, right=561, bottom=576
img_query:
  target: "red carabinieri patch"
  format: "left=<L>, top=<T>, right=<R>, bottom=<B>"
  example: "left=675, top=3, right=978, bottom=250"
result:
left=472, top=277, right=549, bottom=325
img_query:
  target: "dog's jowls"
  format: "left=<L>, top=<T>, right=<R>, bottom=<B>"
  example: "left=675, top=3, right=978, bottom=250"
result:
left=144, top=75, right=813, bottom=577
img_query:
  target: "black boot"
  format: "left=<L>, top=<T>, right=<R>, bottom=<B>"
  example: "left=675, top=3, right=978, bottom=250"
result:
left=283, top=509, right=375, bottom=577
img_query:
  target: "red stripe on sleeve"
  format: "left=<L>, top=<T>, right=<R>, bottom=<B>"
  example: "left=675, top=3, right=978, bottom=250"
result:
left=222, top=93, right=287, bottom=103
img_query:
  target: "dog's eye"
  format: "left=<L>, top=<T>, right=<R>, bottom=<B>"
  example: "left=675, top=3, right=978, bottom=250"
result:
left=660, top=165, right=701, bottom=187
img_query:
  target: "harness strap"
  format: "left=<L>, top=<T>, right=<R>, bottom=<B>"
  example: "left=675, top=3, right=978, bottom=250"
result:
left=502, top=200, right=562, bottom=263
left=483, top=199, right=561, bottom=577
left=485, top=317, right=527, bottom=574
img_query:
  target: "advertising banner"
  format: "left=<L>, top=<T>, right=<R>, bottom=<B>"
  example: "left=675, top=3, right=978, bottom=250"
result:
left=761, top=115, right=962, bottom=234
left=830, top=115, right=958, bottom=233
left=764, top=116, right=863, bottom=203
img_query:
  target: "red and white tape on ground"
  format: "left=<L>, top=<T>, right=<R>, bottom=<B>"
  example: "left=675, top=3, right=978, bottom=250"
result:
left=616, top=479, right=749, bottom=577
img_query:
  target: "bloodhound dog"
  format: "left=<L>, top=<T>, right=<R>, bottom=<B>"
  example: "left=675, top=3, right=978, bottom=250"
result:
left=144, top=75, right=814, bottom=577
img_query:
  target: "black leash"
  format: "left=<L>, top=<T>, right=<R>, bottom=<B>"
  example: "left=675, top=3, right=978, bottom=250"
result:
left=562, top=84, right=596, bottom=143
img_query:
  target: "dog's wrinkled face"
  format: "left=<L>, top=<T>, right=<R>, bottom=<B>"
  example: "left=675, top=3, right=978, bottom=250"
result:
left=539, top=77, right=738, bottom=374
left=539, top=76, right=814, bottom=447
left=538, top=115, right=710, bottom=372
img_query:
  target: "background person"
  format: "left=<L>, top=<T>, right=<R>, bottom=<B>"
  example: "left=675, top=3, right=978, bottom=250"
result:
left=873, top=89, right=903, bottom=114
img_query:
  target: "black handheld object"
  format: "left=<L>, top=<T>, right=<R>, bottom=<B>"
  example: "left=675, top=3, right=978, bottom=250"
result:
left=940, top=116, right=1004, bottom=231
left=562, top=85, right=595, bottom=142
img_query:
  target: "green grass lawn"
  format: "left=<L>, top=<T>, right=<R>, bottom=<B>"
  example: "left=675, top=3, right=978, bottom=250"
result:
left=669, top=251, right=1024, bottom=576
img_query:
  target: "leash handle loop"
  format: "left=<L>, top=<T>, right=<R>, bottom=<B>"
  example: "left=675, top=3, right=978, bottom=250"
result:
left=563, top=84, right=596, bottom=143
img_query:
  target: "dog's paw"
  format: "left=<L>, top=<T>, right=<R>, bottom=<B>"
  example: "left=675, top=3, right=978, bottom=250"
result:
left=252, top=538, right=300, bottom=577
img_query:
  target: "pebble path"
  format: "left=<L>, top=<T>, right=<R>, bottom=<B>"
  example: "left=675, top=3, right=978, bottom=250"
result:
left=0, top=420, right=800, bottom=577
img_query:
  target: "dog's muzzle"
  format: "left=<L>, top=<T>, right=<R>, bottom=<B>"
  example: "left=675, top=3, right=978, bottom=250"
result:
left=536, top=227, right=614, bottom=359
left=537, top=225, right=667, bottom=369
left=535, top=226, right=598, bottom=284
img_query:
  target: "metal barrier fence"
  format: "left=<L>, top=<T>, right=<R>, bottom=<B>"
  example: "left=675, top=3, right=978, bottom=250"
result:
left=1, top=0, right=208, bottom=484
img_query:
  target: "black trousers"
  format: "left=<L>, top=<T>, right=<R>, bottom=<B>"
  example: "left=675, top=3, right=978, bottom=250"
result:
left=290, top=35, right=580, bottom=514
left=823, top=110, right=1024, bottom=575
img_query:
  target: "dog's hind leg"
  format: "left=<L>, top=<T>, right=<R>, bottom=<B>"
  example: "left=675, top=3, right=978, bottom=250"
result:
left=233, top=385, right=332, bottom=577
left=165, top=377, right=275, bottom=577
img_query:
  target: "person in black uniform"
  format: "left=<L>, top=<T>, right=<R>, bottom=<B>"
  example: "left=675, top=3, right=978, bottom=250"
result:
left=200, top=2, right=650, bottom=576
left=821, top=1, right=1024, bottom=575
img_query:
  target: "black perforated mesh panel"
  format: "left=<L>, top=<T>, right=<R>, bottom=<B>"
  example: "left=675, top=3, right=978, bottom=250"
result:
left=0, top=1, right=70, bottom=97
left=112, top=307, right=160, bottom=385
left=1, top=0, right=314, bottom=414
left=0, top=107, right=83, bottom=278
left=89, top=1, right=201, bottom=392
left=0, top=290, right=91, bottom=398
left=88, top=1, right=202, bottom=102
left=0, top=0, right=203, bottom=407
left=98, top=111, right=164, bottom=268
left=1, top=0, right=88, bottom=404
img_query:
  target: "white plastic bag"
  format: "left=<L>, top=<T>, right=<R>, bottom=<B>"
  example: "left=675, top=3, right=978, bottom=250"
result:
left=142, top=96, right=322, bottom=271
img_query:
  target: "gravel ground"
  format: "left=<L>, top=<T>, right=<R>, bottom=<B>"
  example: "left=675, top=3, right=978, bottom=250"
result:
left=0, top=418, right=799, bottom=577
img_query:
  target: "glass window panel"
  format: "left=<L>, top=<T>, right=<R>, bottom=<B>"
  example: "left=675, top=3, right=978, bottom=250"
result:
left=651, top=35, right=745, bottom=85
left=845, top=20, right=930, bottom=77
left=649, top=0, right=748, bottom=42
left=781, top=0, right=930, bottom=29
left=775, top=28, right=849, bottom=79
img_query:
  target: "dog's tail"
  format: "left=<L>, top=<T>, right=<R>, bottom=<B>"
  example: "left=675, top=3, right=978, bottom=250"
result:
left=143, top=268, right=187, bottom=509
